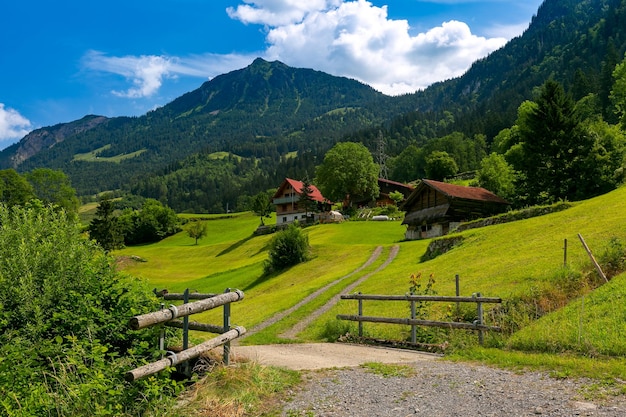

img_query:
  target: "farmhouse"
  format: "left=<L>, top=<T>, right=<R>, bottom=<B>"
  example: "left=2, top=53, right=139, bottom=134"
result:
left=401, top=179, right=509, bottom=240
left=272, top=178, right=332, bottom=225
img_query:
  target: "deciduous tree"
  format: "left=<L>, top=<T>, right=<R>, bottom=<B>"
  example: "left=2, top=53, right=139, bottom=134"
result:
left=474, top=153, right=516, bottom=201
left=425, top=151, right=458, bottom=181
left=25, top=168, right=80, bottom=213
left=315, top=142, right=379, bottom=208
left=187, top=221, right=208, bottom=245
left=0, top=169, right=34, bottom=206
left=252, top=191, right=273, bottom=225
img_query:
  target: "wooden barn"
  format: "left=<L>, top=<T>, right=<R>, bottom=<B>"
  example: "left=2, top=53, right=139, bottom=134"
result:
left=401, top=179, right=509, bottom=240
left=351, top=178, right=415, bottom=208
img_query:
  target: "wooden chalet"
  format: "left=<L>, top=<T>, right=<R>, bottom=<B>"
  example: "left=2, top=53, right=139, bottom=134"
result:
left=272, top=178, right=332, bottom=225
left=351, top=178, right=415, bottom=208
left=401, top=179, right=509, bottom=240
left=377, top=178, right=414, bottom=206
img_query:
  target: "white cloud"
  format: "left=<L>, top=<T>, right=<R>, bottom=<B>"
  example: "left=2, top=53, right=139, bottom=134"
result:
left=83, top=51, right=175, bottom=98
left=82, top=0, right=510, bottom=98
left=0, top=103, right=32, bottom=143
left=227, top=0, right=342, bottom=26
left=82, top=51, right=257, bottom=98
left=260, top=0, right=506, bottom=94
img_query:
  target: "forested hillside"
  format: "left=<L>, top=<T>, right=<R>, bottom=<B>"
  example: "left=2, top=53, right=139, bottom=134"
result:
left=350, top=0, right=626, bottom=151
left=1, top=0, right=626, bottom=213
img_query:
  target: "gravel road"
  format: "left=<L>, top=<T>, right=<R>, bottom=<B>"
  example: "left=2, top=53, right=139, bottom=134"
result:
left=279, top=359, right=626, bottom=417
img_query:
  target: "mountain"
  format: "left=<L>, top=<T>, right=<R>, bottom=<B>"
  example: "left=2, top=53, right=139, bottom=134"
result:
left=370, top=0, right=626, bottom=146
left=0, top=115, right=109, bottom=168
left=0, top=58, right=401, bottom=196
left=1, top=0, right=625, bottom=212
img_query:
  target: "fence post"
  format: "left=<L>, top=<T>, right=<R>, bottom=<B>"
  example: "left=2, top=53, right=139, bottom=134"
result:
left=455, top=274, right=460, bottom=320
left=358, top=292, right=363, bottom=337
left=159, top=303, right=165, bottom=356
left=474, top=292, right=484, bottom=345
left=410, top=299, right=416, bottom=344
left=183, top=289, right=190, bottom=350
left=223, top=288, right=231, bottom=365
left=182, top=289, right=190, bottom=376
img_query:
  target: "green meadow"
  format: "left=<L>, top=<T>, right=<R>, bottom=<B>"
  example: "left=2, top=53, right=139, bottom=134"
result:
left=115, top=184, right=626, bottom=361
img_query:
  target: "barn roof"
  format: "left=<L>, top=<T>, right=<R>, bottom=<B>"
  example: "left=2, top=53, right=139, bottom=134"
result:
left=421, top=179, right=509, bottom=204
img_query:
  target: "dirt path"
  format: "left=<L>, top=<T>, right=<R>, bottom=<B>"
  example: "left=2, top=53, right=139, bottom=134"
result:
left=231, top=342, right=435, bottom=370
left=239, top=245, right=385, bottom=340
left=280, top=245, right=399, bottom=339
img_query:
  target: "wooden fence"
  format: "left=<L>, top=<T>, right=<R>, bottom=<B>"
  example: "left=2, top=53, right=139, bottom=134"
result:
left=125, top=288, right=246, bottom=382
left=337, top=292, right=501, bottom=345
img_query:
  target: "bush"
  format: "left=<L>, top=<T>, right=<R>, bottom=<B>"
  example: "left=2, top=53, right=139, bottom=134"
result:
left=0, top=204, right=182, bottom=415
left=597, top=237, right=626, bottom=278
left=264, top=222, right=310, bottom=274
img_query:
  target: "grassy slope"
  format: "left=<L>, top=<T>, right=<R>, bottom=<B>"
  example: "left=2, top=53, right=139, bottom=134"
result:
left=116, top=185, right=626, bottom=355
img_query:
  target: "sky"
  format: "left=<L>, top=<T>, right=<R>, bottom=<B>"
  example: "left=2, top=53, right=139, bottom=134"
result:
left=0, top=0, right=544, bottom=150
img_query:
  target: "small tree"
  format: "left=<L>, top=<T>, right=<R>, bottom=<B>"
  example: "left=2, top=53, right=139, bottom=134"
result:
left=88, top=196, right=124, bottom=251
left=187, top=221, right=208, bottom=245
left=252, top=191, right=273, bottom=225
left=264, top=222, right=310, bottom=274
left=389, top=190, right=404, bottom=206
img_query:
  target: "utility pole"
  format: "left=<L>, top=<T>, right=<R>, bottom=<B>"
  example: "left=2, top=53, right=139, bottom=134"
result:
left=376, top=130, right=389, bottom=180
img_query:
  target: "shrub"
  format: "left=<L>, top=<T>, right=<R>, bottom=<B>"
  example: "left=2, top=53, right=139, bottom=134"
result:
left=0, top=204, right=182, bottom=415
left=264, top=222, right=310, bottom=274
left=597, top=237, right=626, bottom=278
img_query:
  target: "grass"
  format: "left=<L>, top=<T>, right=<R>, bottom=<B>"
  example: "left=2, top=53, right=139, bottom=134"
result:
left=447, top=347, right=626, bottom=385
left=361, top=362, right=415, bottom=378
left=106, top=186, right=626, bottom=415
left=114, top=186, right=626, bottom=352
left=73, top=144, right=147, bottom=163
left=153, top=360, right=300, bottom=417
left=114, top=184, right=626, bottom=363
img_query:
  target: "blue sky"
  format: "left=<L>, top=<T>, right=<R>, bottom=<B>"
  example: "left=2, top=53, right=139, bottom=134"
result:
left=0, top=0, right=544, bottom=150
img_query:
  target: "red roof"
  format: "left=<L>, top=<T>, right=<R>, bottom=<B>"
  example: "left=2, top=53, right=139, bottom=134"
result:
left=277, top=178, right=329, bottom=203
left=422, top=179, right=508, bottom=204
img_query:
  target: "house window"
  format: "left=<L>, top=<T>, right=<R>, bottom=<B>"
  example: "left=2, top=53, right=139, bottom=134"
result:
left=301, top=215, right=306, bottom=219
left=283, top=217, right=287, bottom=223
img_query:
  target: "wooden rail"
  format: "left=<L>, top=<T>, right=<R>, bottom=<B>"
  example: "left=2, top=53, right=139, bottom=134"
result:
left=337, top=292, right=501, bottom=345
left=128, top=290, right=244, bottom=330
left=125, top=326, right=245, bottom=382
left=126, top=288, right=245, bottom=381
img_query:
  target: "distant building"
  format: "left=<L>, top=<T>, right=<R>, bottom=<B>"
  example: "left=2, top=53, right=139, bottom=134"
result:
left=401, top=179, right=509, bottom=240
left=272, top=178, right=332, bottom=225
left=351, top=178, right=415, bottom=208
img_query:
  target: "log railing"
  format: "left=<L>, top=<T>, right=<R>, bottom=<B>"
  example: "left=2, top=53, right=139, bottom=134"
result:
left=337, top=292, right=501, bottom=345
left=125, top=288, right=245, bottom=382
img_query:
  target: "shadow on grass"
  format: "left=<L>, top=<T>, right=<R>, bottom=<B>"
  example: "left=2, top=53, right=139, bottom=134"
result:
left=243, top=262, right=297, bottom=291
left=217, top=234, right=255, bottom=257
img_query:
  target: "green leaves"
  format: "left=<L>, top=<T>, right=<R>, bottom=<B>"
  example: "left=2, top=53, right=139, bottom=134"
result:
left=0, top=204, right=179, bottom=415
left=316, top=142, right=379, bottom=207
left=264, top=223, right=311, bottom=274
